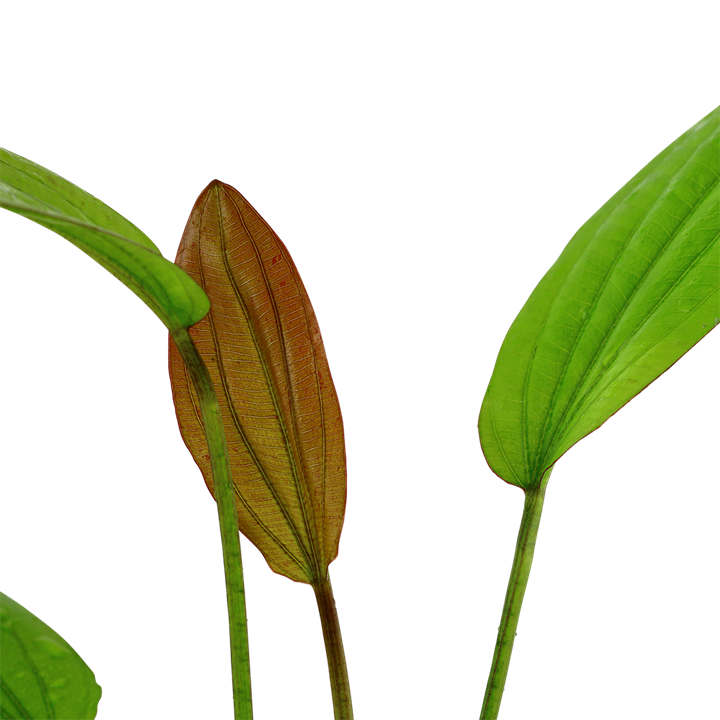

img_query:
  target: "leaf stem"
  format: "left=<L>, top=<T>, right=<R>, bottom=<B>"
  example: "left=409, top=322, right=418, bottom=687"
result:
left=172, top=327, right=253, bottom=720
left=313, top=573, right=354, bottom=720
left=481, top=470, right=551, bottom=719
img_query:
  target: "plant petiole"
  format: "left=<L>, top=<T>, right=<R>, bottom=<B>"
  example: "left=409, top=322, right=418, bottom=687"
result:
left=313, top=572, right=354, bottom=720
left=171, top=327, right=253, bottom=720
left=481, top=467, right=552, bottom=719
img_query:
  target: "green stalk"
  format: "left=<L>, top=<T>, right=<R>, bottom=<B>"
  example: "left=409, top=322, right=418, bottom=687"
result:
left=172, top=327, right=253, bottom=720
left=481, top=469, right=551, bottom=719
left=313, top=573, right=353, bottom=720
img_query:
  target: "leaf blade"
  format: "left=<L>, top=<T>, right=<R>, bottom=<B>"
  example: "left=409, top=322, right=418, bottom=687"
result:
left=479, top=106, right=719, bottom=489
left=169, top=181, right=346, bottom=584
left=0, top=592, right=101, bottom=720
left=0, top=148, right=210, bottom=331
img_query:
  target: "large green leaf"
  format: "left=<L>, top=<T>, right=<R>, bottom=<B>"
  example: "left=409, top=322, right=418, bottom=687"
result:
left=0, top=592, right=101, bottom=719
left=0, top=149, right=209, bottom=332
left=479, top=106, right=719, bottom=490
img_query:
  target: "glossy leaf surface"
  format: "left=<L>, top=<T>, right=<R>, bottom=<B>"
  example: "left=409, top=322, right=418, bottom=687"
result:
left=480, top=106, right=719, bottom=490
left=169, top=181, right=346, bottom=584
left=0, top=592, right=101, bottom=719
left=0, top=149, right=209, bottom=331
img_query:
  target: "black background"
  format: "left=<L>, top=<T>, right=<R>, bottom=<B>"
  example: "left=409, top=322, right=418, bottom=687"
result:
left=0, top=86, right=718, bottom=720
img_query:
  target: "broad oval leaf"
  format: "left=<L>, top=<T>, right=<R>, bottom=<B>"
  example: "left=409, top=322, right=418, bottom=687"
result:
left=480, top=106, right=719, bottom=490
left=0, top=148, right=210, bottom=332
left=169, top=181, right=346, bottom=584
left=0, top=592, right=101, bottom=719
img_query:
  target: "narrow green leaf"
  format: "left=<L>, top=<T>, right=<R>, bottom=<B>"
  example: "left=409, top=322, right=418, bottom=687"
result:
left=0, top=592, right=101, bottom=720
left=479, top=106, right=719, bottom=490
left=0, top=149, right=209, bottom=332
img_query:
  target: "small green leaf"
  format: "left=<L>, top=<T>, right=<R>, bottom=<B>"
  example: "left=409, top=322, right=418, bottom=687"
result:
left=0, top=148, right=210, bottom=332
left=0, top=592, right=101, bottom=720
left=479, top=106, right=719, bottom=490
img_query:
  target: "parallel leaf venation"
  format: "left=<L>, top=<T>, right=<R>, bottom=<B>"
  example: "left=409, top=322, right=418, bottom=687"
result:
left=170, top=181, right=346, bottom=584
left=531, top=131, right=719, bottom=478
left=196, top=185, right=310, bottom=575
left=225, top=191, right=318, bottom=534
left=479, top=105, right=720, bottom=489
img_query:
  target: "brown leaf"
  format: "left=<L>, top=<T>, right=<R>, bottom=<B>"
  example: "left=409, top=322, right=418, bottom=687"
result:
left=169, top=181, right=346, bottom=584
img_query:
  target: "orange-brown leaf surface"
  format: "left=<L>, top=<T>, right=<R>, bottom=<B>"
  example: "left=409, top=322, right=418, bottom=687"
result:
left=169, top=181, right=346, bottom=584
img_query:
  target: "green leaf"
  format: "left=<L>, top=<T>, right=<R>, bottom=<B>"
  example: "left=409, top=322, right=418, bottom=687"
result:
left=0, top=592, right=101, bottom=720
left=479, top=106, right=719, bottom=490
left=0, top=149, right=210, bottom=332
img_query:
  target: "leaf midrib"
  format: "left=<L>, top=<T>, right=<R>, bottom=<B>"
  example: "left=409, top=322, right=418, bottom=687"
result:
left=194, top=188, right=311, bottom=578
left=223, top=188, right=322, bottom=578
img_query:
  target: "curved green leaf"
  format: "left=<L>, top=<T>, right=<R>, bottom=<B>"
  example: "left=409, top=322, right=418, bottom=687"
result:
left=0, top=592, right=101, bottom=720
left=0, top=149, right=209, bottom=332
left=479, top=106, right=719, bottom=490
